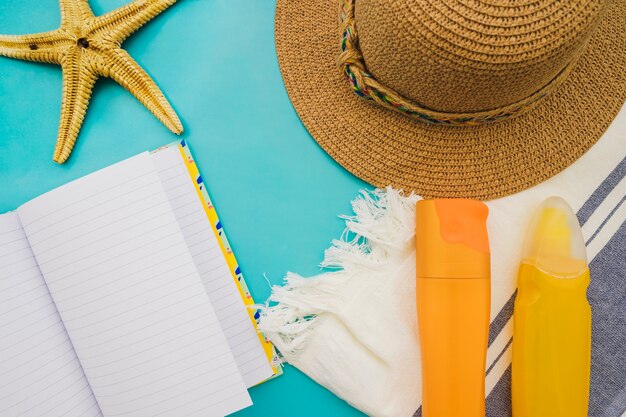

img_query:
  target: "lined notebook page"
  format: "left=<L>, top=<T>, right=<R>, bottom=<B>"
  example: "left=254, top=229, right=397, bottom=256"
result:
left=17, top=153, right=251, bottom=417
left=151, top=147, right=274, bottom=387
left=0, top=212, right=102, bottom=417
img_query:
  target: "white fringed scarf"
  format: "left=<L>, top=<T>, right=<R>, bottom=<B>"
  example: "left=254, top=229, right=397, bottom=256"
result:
left=258, top=189, right=422, bottom=417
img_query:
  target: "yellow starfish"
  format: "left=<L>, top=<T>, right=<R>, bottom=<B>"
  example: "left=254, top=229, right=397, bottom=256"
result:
left=0, top=0, right=183, bottom=163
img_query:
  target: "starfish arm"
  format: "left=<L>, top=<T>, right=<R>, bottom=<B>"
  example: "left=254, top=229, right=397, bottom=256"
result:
left=59, top=0, right=94, bottom=31
left=88, top=0, right=177, bottom=46
left=0, top=31, right=70, bottom=64
left=54, top=47, right=98, bottom=163
left=103, top=48, right=183, bottom=134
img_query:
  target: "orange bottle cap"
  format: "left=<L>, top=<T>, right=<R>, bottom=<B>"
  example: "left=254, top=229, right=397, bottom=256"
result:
left=415, top=199, right=490, bottom=279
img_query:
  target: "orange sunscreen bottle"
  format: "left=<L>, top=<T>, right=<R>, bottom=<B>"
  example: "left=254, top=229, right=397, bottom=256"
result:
left=415, top=199, right=490, bottom=417
left=512, top=197, right=591, bottom=417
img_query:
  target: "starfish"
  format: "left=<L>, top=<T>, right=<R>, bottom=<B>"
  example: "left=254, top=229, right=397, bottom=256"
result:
left=0, top=0, right=183, bottom=163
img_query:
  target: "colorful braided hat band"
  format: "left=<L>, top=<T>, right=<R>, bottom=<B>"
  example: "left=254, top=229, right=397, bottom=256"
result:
left=337, top=0, right=581, bottom=126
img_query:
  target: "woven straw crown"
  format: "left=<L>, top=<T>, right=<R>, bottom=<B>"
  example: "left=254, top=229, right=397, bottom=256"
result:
left=340, top=0, right=607, bottom=123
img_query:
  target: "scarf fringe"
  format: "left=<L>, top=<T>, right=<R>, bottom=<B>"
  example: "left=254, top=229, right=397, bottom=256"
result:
left=257, top=187, right=420, bottom=361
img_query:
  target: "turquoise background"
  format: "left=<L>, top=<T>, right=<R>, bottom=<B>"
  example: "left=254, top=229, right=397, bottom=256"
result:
left=0, top=1, right=367, bottom=416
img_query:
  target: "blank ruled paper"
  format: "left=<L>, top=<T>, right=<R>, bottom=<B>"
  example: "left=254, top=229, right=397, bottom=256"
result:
left=0, top=212, right=102, bottom=417
left=151, top=147, right=274, bottom=387
left=17, top=153, right=251, bottom=417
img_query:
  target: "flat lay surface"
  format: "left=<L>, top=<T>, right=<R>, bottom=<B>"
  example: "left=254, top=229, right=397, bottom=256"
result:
left=3, top=2, right=626, bottom=417
left=0, top=1, right=366, bottom=416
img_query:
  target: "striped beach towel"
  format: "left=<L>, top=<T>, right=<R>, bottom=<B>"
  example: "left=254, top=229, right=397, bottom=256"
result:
left=480, top=108, right=626, bottom=417
left=258, top=105, right=625, bottom=417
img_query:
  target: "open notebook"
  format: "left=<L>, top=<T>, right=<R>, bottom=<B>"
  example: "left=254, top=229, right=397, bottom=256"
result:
left=0, top=142, right=277, bottom=417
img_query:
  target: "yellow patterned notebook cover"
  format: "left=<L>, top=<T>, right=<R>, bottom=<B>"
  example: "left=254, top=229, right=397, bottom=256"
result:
left=152, top=140, right=282, bottom=381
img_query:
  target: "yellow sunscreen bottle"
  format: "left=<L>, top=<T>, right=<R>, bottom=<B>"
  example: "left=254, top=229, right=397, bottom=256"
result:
left=512, top=197, right=591, bottom=417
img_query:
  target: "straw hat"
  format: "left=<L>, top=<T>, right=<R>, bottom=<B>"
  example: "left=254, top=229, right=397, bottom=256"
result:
left=275, top=0, right=626, bottom=199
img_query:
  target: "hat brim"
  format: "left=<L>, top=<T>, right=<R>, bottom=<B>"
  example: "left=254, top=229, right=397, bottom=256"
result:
left=275, top=0, right=626, bottom=199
